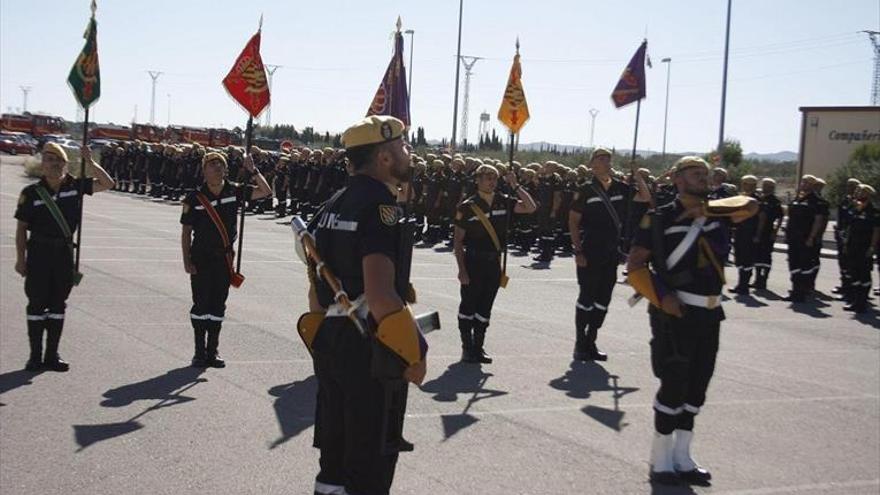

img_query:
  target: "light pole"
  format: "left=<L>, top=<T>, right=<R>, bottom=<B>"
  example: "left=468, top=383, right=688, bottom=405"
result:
left=588, top=108, right=599, bottom=148
left=718, top=0, right=732, bottom=155
left=661, top=57, right=672, bottom=160
left=451, top=0, right=464, bottom=149
left=405, top=29, right=414, bottom=127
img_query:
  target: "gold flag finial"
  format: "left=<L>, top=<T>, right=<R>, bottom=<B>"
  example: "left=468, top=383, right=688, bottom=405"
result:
left=515, top=37, right=520, bottom=54
left=258, top=13, right=263, bottom=31
left=396, top=16, right=402, bottom=32
left=90, top=0, right=97, bottom=16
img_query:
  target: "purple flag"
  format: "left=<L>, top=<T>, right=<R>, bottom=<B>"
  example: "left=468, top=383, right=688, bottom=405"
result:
left=611, top=40, right=647, bottom=109
left=366, top=28, right=410, bottom=126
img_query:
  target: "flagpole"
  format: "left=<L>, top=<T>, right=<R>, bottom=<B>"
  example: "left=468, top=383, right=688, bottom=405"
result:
left=503, top=131, right=515, bottom=278
left=75, top=106, right=90, bottom=277
left=236, top=116, right=253, bottom=274
left=623, top=99, right=641, bottom=254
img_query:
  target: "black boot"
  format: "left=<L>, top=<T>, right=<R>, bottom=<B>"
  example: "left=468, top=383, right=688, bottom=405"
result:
left=472, top=327, right=493, bottom=364
left=729, top=269, right=750, bottom=295
left=573, top=317, right=590, bottom=362
left=191, top=326, right=208, bottom=368
left=43, top=319, right=69, bottom=372
left=459, top=323, right=475, bottom=363
left=752, top=268, right=768, bottom=290
left=25, top=320, right=44, bottom=371
left=205, top=325, right=226, bottom=368
left=586, top=325, right=607, bottom=361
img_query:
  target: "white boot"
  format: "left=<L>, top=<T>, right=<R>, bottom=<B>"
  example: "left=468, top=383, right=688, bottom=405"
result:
left=649, top=432, right=678, bottom=484
left=673, top=429, right=712, bottom=483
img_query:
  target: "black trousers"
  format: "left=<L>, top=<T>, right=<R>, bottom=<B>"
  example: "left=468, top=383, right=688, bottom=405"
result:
left=845, top=244, right=874, bottom=307
left=458, top=253, right=502, bottom=336
left=754, top=237, right=774, bottom=278
left=25, top=239, right=73, bottom=322
left=733, top=233, right=756, bottom=286
left=787, top=240, right=813, bottom=295
left=189, top=251, right=230, bottom=332
left=649, top=305, right=722, bottom=434
left=575, top=257, right=618, bottom=330
left=313, top=318, right=403, bottom=495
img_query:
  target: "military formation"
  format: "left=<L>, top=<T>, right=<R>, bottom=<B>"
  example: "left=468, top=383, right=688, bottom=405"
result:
left=13, top=115, right=880, bottom=494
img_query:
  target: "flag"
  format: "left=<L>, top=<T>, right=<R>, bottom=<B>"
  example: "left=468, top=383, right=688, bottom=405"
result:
left=223, top=29, right=270, bottom=118
left=611, top=40, right=647, bottom=109
left=497, top=40, right=530, bottom=134
left=67, top=0, right=100, bottom=109
left=366, top=19, right=410, bottom=126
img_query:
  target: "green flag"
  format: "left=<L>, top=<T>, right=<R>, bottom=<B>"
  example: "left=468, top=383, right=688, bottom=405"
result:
left=68, top=2, right=100, bottom=108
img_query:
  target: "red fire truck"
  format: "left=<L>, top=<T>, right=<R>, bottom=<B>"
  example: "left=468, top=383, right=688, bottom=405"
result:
left=89, top=124, right=132, bottom=141
left=0, top=113, right=65, bottom=137
left=132, top=123, right=165, bottom=142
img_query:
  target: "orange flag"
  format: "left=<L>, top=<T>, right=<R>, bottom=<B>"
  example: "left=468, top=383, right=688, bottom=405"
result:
left=497, top=39, right=530, bottom=134
left=223, top=27, right=270, bottom=118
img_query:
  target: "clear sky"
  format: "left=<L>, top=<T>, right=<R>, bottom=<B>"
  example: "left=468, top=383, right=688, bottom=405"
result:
left=1, top=0, right=877, bottom=153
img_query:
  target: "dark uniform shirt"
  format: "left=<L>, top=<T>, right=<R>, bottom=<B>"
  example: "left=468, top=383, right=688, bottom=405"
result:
left=633, top=199, right=729, bottom=310
left=312, top=174, right=401, bottom=307
left=571, top=178, right=633, bottom=259
left=787, top=192, right=827, bottom=242
left=757, top=194, right=784, bottom=240
left=453, top=193, right=511, bottom=253
left=846, top=202, right=880, bottom=251
left=14, top=176, right=94, bottom=238
left=180, top=181, right=250, bottom=255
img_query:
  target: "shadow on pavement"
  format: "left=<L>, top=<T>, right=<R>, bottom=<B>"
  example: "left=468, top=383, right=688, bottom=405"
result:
left=73, top=366, right=207, bottom=451
left=649, top=480, right=699, bottom=494
left=0, top=369, right=45, bottom=407
left=419, top=362, right=507, bottom=441
left=731, top=294, right=768, bottom=308
left=549, top=361, right=639, bottom=431
left=753, top=288, right=785, bottom=301
left=854, top=309, right=880, bottom=328
left=267, top=374, right=318, bottom=449
left=788, top=302, right=832, bottom=319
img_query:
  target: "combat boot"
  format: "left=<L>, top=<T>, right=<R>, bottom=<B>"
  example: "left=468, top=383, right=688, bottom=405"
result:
left=25, top=323, right=44, bottom=371
left=673, top=429, right=712, bottom=485
left=649, top=432, right=679, bottom=485
left=205, top=326, right=226, bottom=368
left=573, top=325, right=590, bottom=362
left=472, top=328, right=493, bottom=364
left=585, top=325, right=607, bottom=361
left=43, top=322, right=69, bottom=372
left=459, top=326, right=475, bottom=363
left=191, top=326, right=208, bottom=368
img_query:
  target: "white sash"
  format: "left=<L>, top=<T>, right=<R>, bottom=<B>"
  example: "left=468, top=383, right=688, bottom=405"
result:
left=666, top=216, right=706, bottom=270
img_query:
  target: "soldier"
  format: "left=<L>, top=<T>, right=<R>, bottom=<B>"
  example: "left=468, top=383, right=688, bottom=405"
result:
left=833, top=178, right=861, bottom=296
left=14, top=143, right=115, bottom=371
left=453, top=164, right=536, bottom=363
left=842, top=184, right=879, bottom=313
left=729, top=175, right=760, bottom=294
left=807, top=178, right=830, bottom=292
left=753, top=178, right=784, bottom=290
left=568, top=147, right=649, bottom=361
left=273, top=154, right=290, bottom=217
left=180, top=151, right=271, bottom=368
left=305, top=116, right=427, bottom=495
left=534, top=161, right=562, bottom=263
left=627, top=156, right=757, bottom=485
left=708, top=167, right=732, bottom=200
left=784, top=175, right=826, bottom=302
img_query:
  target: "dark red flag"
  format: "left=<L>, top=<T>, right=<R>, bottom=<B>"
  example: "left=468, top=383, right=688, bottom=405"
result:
left=366, top=22, right=410, bottom=127
left=223, top=31, right=270, bottom=118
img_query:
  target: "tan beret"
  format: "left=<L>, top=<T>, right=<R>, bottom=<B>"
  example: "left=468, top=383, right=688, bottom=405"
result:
left=202, top=151, right=227, bottom=168
left=589, top=146, right=612, bottom=162
left=42, top=142, right=69, bottom=162
left=342, top=115, right=405, bottom=150
left=673, top=156, right=710, bottom=173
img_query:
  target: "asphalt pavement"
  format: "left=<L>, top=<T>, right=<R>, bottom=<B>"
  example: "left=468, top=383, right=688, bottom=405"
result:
left=1, top=155, right=878, bottom=494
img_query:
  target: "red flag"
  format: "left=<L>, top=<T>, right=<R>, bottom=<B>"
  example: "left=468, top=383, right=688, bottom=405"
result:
left=611, top=40, right=647, bottom=109
left=223, top=31, right=270, bottom=118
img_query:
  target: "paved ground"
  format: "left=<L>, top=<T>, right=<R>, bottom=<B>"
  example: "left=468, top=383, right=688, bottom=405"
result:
left=1, top=156, right=878, bottom=495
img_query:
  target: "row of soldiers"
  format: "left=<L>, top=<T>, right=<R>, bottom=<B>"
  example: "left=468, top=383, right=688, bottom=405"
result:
left=96, top=140, right=880, bottom=309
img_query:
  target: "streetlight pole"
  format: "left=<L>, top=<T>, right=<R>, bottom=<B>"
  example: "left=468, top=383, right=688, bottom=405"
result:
left=588, top=108, right=599, bottom=148
left=451, top=0, right=464, bottom=150
left=405, top=29, right=415, bottom=128
left=661, top=57, right=672, bottom=160
left=264, top=64, right=281, bottom=126
left=718, top=0, right=732, bottom=155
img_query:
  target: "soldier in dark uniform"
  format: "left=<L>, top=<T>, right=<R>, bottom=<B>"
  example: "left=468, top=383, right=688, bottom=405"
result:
left=807, top=178, right=830, bottom=291
left=117, top=141, right=131, bottom=192
left=423, top=159, right=446, bottom=244
left=453, top=164, right=536, bottom=363
left=627, top=156, right=757, bottom=486
left=132, top=140, right=147, bottom=195
left=568, top=147, right=649, bottom=361
left=273, top=154, right=290, bottom=217
left=534, top=161, right=562, bottom=262
left=14, top=143, right=115, bottom=371
left=842, top=184, right=879, bottom=313
left=179, top=151, right=271, bottom=368
left=306, top=116, right=427, bottom=495
left=785, top=175, right=827, bottom=302
left=729, top=175, right=760, bottom=294
left=753, top=178, right=784, bottom=290
left=833, top=178, right=860, bottom=296
left=147, top=143, right=164, bottom=197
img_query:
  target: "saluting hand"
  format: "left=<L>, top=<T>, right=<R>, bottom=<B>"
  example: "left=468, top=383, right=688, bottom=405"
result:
left=504, top=172, right=519, bottom=189
left=243, top=155, right=256, bottom=173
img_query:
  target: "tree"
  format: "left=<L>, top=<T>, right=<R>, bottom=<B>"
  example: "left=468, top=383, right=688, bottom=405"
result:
left=826, top=143, right=880, bottom=207
left=719, top=139, right=743, bottom=167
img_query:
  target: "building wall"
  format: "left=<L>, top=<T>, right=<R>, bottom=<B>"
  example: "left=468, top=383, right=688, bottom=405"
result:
left=798, top=107, right=880, bottom=181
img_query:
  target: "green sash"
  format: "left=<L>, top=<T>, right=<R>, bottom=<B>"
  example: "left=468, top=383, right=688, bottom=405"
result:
left=34, top=185, right=83, bottom=285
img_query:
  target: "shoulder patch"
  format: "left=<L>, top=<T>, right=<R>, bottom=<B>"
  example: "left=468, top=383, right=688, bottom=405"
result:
left=379, top=204, right=400, bottom=226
